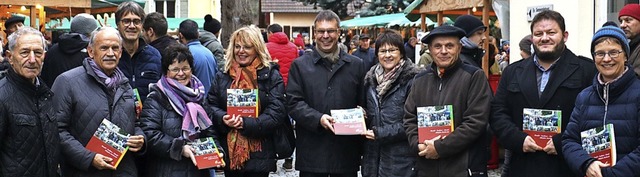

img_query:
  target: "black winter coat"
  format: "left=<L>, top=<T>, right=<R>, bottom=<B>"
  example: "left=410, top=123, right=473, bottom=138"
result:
left=563, top=68, right=640, bottom=177
left=490, top=49, right=596, bottom=177
left=41, top=33, right=89, bottom=87
left=286, top=49, right=366, bottom=173
left=149, top=36, right=180, bottom=57
left=207, top=63, right=286, bottom=173
left=362, top=60, right=422, bottom=177
left=139, top=84, right=222, bottom=177
left=53, top=59, right=144, bottom=177
left=0, top=70, right=59, bottom=177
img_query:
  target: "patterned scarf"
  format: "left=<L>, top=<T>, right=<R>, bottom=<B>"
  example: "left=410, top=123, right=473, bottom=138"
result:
left=87, top=58, right=124, bottom=90
left=375, top=59, right=405, bottom=98
left=156, top=75, right=211, bottom=140
left=227, top=58, right=262, bottom=170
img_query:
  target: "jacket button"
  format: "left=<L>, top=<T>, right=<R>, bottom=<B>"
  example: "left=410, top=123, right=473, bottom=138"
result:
left=328, top=87, right=331, bottom=90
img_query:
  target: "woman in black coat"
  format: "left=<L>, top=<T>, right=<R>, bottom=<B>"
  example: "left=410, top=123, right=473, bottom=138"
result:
left=139, top=44, right=223, bottom=177
left=207, top=26, right=287, bottom=177
left=361, top=30, right=422, bottom=177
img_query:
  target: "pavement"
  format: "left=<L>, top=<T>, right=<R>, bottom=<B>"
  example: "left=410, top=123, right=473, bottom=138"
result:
left=215, top=159, right=503, bottom=177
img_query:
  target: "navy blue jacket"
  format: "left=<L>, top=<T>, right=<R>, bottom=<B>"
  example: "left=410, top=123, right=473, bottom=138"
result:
left=563, top=67, right=640, bottom=177
left=118, top=38, right=162, bottom=102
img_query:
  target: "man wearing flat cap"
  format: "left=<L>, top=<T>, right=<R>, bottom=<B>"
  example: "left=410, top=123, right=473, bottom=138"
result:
left=353, top=34, right=377, bottom=70
left=403, top=25, right=492, bottom=177
left=3, top=15, right=24, bottom=55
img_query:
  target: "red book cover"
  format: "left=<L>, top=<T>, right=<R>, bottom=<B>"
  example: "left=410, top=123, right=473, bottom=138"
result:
left=417, top=105, right=454, bottom=142
left=227, top=89, right=259, bottom=118
left=581, top=124, right=616, bottom=166
left=190, top=137, right=225, bottom=169
left=85, top=119, right=130, bottom=168
left=522, top=108, right=562, bottom=147
left=331, top=108, right=366, bottom=135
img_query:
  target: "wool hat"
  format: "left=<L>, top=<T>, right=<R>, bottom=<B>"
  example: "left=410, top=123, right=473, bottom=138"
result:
left=619, top=4, right=640, bottom=22
left=4, top=15, right=25, bottom=29
left=421, top=25, right=466, bottom=44
left=591, top=25, right=630, bottom=59
left=203, top=14, right=221, bottom=34
left=453, top=15, right=486, bottom=37
left=70, top=13, right=98, bottom=37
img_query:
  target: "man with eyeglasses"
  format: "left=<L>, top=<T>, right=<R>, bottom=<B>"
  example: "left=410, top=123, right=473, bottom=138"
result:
left=489, top=10, right=596, bottom=177
left=115, top=1, right=161, bottom=103
left=286, top=10, right=366, bottom=177
left=0, top=26, right=59, bottom=177
left=404, top=25, right=492, bottom=177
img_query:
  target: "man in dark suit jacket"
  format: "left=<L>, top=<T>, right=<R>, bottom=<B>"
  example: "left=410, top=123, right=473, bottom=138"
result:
left=490, top=10, right=597, bottom=177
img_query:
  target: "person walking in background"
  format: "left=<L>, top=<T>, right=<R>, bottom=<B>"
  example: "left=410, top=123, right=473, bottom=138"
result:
left=362, top=30, right=422, bottom=177
left=404, top=37, right=417, bottom=61
left=143, top=12, right=179, bottom=55
left=178, top=19, right=218, bottom=95
left=353, top=34, right=377, bottom=70
left=200, top=14, right=225, bottom=71
left=266, top=23, right=299, bottom=87
left=618, top=4, right=640, bottom=76
left=454, top=15, right=490, bottom=68
left=207, top=26, right=286, bottom=177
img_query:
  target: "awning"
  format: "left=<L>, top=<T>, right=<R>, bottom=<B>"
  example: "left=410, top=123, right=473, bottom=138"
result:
left=403, top=0, right=423, bottom=22
left=386, top=15, right=434, bottom=28
left=341, top=13, right=417, bottom=28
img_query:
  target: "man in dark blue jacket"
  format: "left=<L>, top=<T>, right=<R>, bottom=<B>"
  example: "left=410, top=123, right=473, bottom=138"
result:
left=352, top=34, right=376, bottom=70
left=490, top=10, right=597, bottom=177
left=115, top=1, right=161, bottom=102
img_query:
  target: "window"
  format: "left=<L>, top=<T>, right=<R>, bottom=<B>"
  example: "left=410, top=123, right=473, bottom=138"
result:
left=155, top=0, right=176, bottom=18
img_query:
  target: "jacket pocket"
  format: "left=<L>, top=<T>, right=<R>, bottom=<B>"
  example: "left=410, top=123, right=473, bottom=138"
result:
left=507, top=83, right=521, bottom=93
left=13, top=114, right=36, bottom=126
left=560, top=79, right=582, bottom=89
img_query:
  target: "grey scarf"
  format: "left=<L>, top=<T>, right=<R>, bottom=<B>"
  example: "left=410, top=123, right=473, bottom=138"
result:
left=315, top=46, right=341, bottom=63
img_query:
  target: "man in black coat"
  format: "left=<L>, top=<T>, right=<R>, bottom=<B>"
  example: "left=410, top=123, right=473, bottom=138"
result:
left=41, top=13, right=98, bottom=87
left=0, top=27, right=59, bottom=177
left=286, top=10, right=366, bottom=177
left=352, top=34, right=377, bottom=70
left=490, top=10, right=597, bottom=177
left=143, top=12, right=179, bottom=56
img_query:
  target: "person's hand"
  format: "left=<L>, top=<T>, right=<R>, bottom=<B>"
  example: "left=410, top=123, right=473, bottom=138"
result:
left=364, top=129, right=375, bottom=140
left=223, top=115, right=243, bottom=129
left=418, top=136, right=441, bottom=159
left=522, top=136, right=542, bottom=153
left=182, top=145, right=197, bottom=166
left=92, top=153, right=116, bottom=170
left=586, top=161, right=608, bottom=177
left=216, top=153, right=225, bottom=168
left=543, top=139, right=557, bottom=155
left=320, top=114, right=335, bottom=133
left=127, top=135, right=145, bottom=152
left=357, top=106, right=367, bottom=119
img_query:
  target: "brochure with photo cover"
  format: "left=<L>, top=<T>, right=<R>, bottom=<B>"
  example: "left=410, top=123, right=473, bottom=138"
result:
left=134, top=88, right=142, bottom=119
left=522, top=108, right=562, bottom=147
left=581, top=124, right=616, bottom=166
left=227, top=89, right=259, bottom=118
left=86, top=119, right=130, bottom=168
left=189, top=137, right=225, bottom=169
left=417, top=105, right=454, bottom=142
left=330, top=108, right=366, bottom=135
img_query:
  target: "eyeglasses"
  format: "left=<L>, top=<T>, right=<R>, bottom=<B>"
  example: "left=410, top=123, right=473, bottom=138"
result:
left=121, top=18, right=142, bottom=26
left=168, top=67, right=191, bottom=74
left=378, top=48, right=399, bottom=55
left=316, top=29, right=338, bottom=35
left=593, top=50, right=623, bottom=59
left=18, top=49, right=45, bottom=58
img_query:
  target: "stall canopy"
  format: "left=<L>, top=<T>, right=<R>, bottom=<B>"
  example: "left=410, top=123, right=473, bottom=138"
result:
left=340, top=13, right=434, bottom=28
left=45, top=16, right=205, bottom=31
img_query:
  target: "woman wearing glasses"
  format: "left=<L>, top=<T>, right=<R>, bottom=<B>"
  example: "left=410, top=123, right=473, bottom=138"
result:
left=562, top=25, right=640, bottom=177
left=139, top=44, right=223, bottom=177
left=361, top=30, right=423, bottom=177
left=207, top=26, right=286, bottom=177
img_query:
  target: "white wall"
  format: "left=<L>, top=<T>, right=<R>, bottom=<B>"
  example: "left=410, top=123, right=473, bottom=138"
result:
left=509, top=0, right=596, bottom=62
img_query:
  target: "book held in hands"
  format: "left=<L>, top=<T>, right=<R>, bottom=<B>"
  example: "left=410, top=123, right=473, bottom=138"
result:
left=189, top=137, right=225, bottom=169
left=227, top=89, right=259, bottom=118
left=417, top=105, right=454, bottom=142
left=581, top=124, right=616, bottom=166
left=86, top=119, right=130, bottom=168
left=522, top=108, right=562, bottom=147
left=331, top=108, right=366, bottom=135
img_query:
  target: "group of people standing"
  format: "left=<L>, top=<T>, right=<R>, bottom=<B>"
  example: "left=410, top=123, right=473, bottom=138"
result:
left=3, top=1, right=640, bottom=177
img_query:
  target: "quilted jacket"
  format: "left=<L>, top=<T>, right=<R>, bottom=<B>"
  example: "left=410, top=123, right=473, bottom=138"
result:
left=117, top=38, right=162, bottom=102
left=52, top=58, right=144, bottom=177
left=207, top=63, right=287, bottom=173
left=139, top=84, right=223, bottom=177
left=0, top=70, right=59, bottom=177
left=266, top=32, right=298, bottom=86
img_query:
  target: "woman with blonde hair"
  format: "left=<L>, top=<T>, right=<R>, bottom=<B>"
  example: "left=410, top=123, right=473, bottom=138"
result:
left=207, top=26, right=287, bottom=177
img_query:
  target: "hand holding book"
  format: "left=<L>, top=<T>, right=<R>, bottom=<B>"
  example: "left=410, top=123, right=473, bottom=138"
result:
left=543, top=139, right=557, bottom=155
left=320, top=114, right=335, bottom=133
left=418, top=135, right=441, bottom=159
left=522, top=136, right=543, bottom=153
left=126, top=135, right=145, bottom=152
left=92, top=153, right=116, bottom=170
left=586, top=161, right=607, bottom=177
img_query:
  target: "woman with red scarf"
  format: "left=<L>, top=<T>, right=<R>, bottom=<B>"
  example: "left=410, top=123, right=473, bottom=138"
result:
left=207, top=26, right=287, bottom=177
